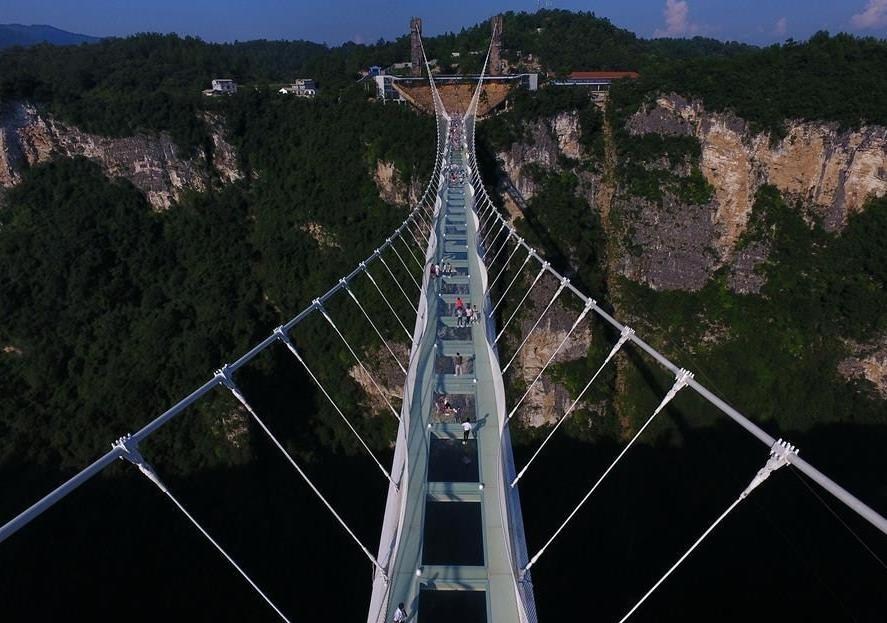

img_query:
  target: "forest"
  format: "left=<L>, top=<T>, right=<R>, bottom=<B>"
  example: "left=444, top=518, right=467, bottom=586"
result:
left=0, top=9, right=885, bottom=622
left=2, top=7, right=886, bottom=475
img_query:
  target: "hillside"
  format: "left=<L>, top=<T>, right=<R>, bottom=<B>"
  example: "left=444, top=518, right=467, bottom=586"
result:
left=0, top=3, right=884, bottom=501
left=0, top=24, right=100, bottom=49
left=477, top=31, right=887, bottom=441
left=0, top=12, right=885, bottom=621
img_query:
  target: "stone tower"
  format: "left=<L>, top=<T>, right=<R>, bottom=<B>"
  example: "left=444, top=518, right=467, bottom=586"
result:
left=410, top=17, right=423, bottom=77
left=489, top=14, right=503, bottom=76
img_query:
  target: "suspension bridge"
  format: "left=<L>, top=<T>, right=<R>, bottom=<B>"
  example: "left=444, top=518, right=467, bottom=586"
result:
left=1, top=20, right=886, bottom=623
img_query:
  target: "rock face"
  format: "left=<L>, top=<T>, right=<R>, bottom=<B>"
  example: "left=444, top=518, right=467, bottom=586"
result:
left=0, top=101, right=242, bottom=209
left=631, top=94, right=887, bottom=256
left=507, top=276, right=594, bottom=426
left=490, top=94, right=887, bottom=430
left=373, top=160, right=421, bottom=207
left=838, top=336, right=887, bottom=400
left=348, top=341, right=409, bottom=416
left=615, top=194, right=720, bottom=292
left=497, top=111, right=584, bottom=201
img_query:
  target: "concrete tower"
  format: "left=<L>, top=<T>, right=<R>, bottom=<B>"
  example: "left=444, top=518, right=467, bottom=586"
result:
left=410, top=17, right=423, bottom=77
left=489, top=14, right=503, bottom=76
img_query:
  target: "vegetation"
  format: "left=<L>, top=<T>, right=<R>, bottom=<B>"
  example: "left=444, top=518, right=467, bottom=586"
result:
left=617, top=188, right=887, bottom=433
left=0, top=81, right=432, bottom=474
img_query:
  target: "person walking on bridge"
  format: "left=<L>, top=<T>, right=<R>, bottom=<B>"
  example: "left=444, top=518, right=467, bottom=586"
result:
left=393, top=603, right=408, bottom=622
left=454, top=352, right=465, bottom=376
left=462, top=417, right=473, bottom=444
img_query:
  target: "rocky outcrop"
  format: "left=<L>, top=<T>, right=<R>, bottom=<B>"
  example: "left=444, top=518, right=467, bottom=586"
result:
left=619, top=94, right=887, bottom=291
left=726, top=240, right=769, bottom=295
left=373, top=160, right=420, bottom=207
left=631, top=94, right=887, bottom=251
left=213, top=406, right=250, bottom=450
left=0, top=101, right=242, bottom=209
left=497, top=111, right=585, bottom=201
left=507, top=276, right=594, bottom=426
left=614, top=194, right=720, bottom=292
left=348, top=342, right=409, bottom=416
left=838, top=336, right=887, bottom=400
left=300, top=221, right=340, bottom=249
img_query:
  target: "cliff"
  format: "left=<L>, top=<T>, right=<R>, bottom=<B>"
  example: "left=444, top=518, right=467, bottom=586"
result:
left=488, top=93, right=887, bottom=427
left=624, top=94, right=887, bottom=289
left=0, top=101, right=242, bottom=209
left=373, top=160, right=422, bottom=207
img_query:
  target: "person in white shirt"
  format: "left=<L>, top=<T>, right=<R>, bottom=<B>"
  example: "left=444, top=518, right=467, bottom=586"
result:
left=393, top=603, right=408, bottom=622
left=462, top=417, right=472, bottom=444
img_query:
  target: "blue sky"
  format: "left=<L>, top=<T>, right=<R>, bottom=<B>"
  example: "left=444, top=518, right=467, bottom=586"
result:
left=4, top=0, right=887, bottom=45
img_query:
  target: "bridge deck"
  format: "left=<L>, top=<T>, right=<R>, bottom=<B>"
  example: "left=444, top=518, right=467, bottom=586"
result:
left=383, top=147, right=524, bottom=621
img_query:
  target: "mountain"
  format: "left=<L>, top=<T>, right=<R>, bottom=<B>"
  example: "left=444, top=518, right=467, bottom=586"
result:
left=0, top=11, right=885, bottom=622
left=0, top=23, right=100, bottom=49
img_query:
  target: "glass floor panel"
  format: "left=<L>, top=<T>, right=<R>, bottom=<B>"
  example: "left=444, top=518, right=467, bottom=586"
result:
left=419, top=589, right=487, bottom=623
left=422, top=501, right=484, bottom=566
left=428, top=436, right=479, bottom=482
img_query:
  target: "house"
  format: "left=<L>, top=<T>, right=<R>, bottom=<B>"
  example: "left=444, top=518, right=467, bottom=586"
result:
left=278, top=78, right=317, bottom=97
left=203, top=78, right=237, bottom=96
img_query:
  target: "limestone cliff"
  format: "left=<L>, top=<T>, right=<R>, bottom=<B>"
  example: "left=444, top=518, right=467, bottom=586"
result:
left=506, top=276, right=594, bottom=427
left=838, top=336, right=887, bottom=400
left=497, top=111, right=585, bottom=201
left=0, top=101, right=242, bottom=209
left=373, top=159, right=421, bottom=207
left=487, top=93, right=887, bottom=427
left=628, top=94, right=887, bottom=276
left=490, top=112, right=598, bottom=426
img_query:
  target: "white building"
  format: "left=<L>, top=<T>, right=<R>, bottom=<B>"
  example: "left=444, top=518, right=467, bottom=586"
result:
left=373, top=75, right=404, bottom=103
left=278, top=78, right=317, bottom=97
left=203, top=79, right=237, bottom=96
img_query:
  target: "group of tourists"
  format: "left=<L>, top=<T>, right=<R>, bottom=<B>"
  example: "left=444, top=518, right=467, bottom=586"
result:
left=434, top=395, right=473, bottom=444
left=448, top=114, right=463, bottom=149
left=447, top=164, right=465, bottom=186
left=429, top=261, right=456, bottom=279
left=454, top=296, right=478, bottom=328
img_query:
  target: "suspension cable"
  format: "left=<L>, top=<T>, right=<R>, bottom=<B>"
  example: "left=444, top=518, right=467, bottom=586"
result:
left=619, top=440, right=799, bottom=622
left=313, top=302, right=402, bottom=423
left=481, top=215, right=504, bottom=250
left=482, top=221, right=507, bottom=262
left=479, top=208, right=498, bottom=246
left=405, top=222, right=427, bottom=256
left=522, top=369, right=694, bottom=576
left=409, top=216, right=430, bottom=249
left=496, top=263, right=549, bottom=344
left=378, top=254, right=418, bottom=314
left=485, top=226, right=516, bottom=270
left=341, top=281, right=407, bottom=375
left=502, top=278, right=568, bottom=373
left=491, top=251, right=533, bottom=316
left=113, top=435, right=291, bottom=622
left=487, top=239, right=522, bottom=293
left=213, top=367, right=389, bottom=578
left=361, top=263, right=412, bottom=341
left=480, top=200, right=497, bottom=233
left=398, top=231, right=425, bottom=271
left=387, top=238, right=421, bottom=291
left=505, top=300, right=595, bottom=424
left=272, top=331, right=396, bottom=488
left=512, top=326, right=635, bottom=487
